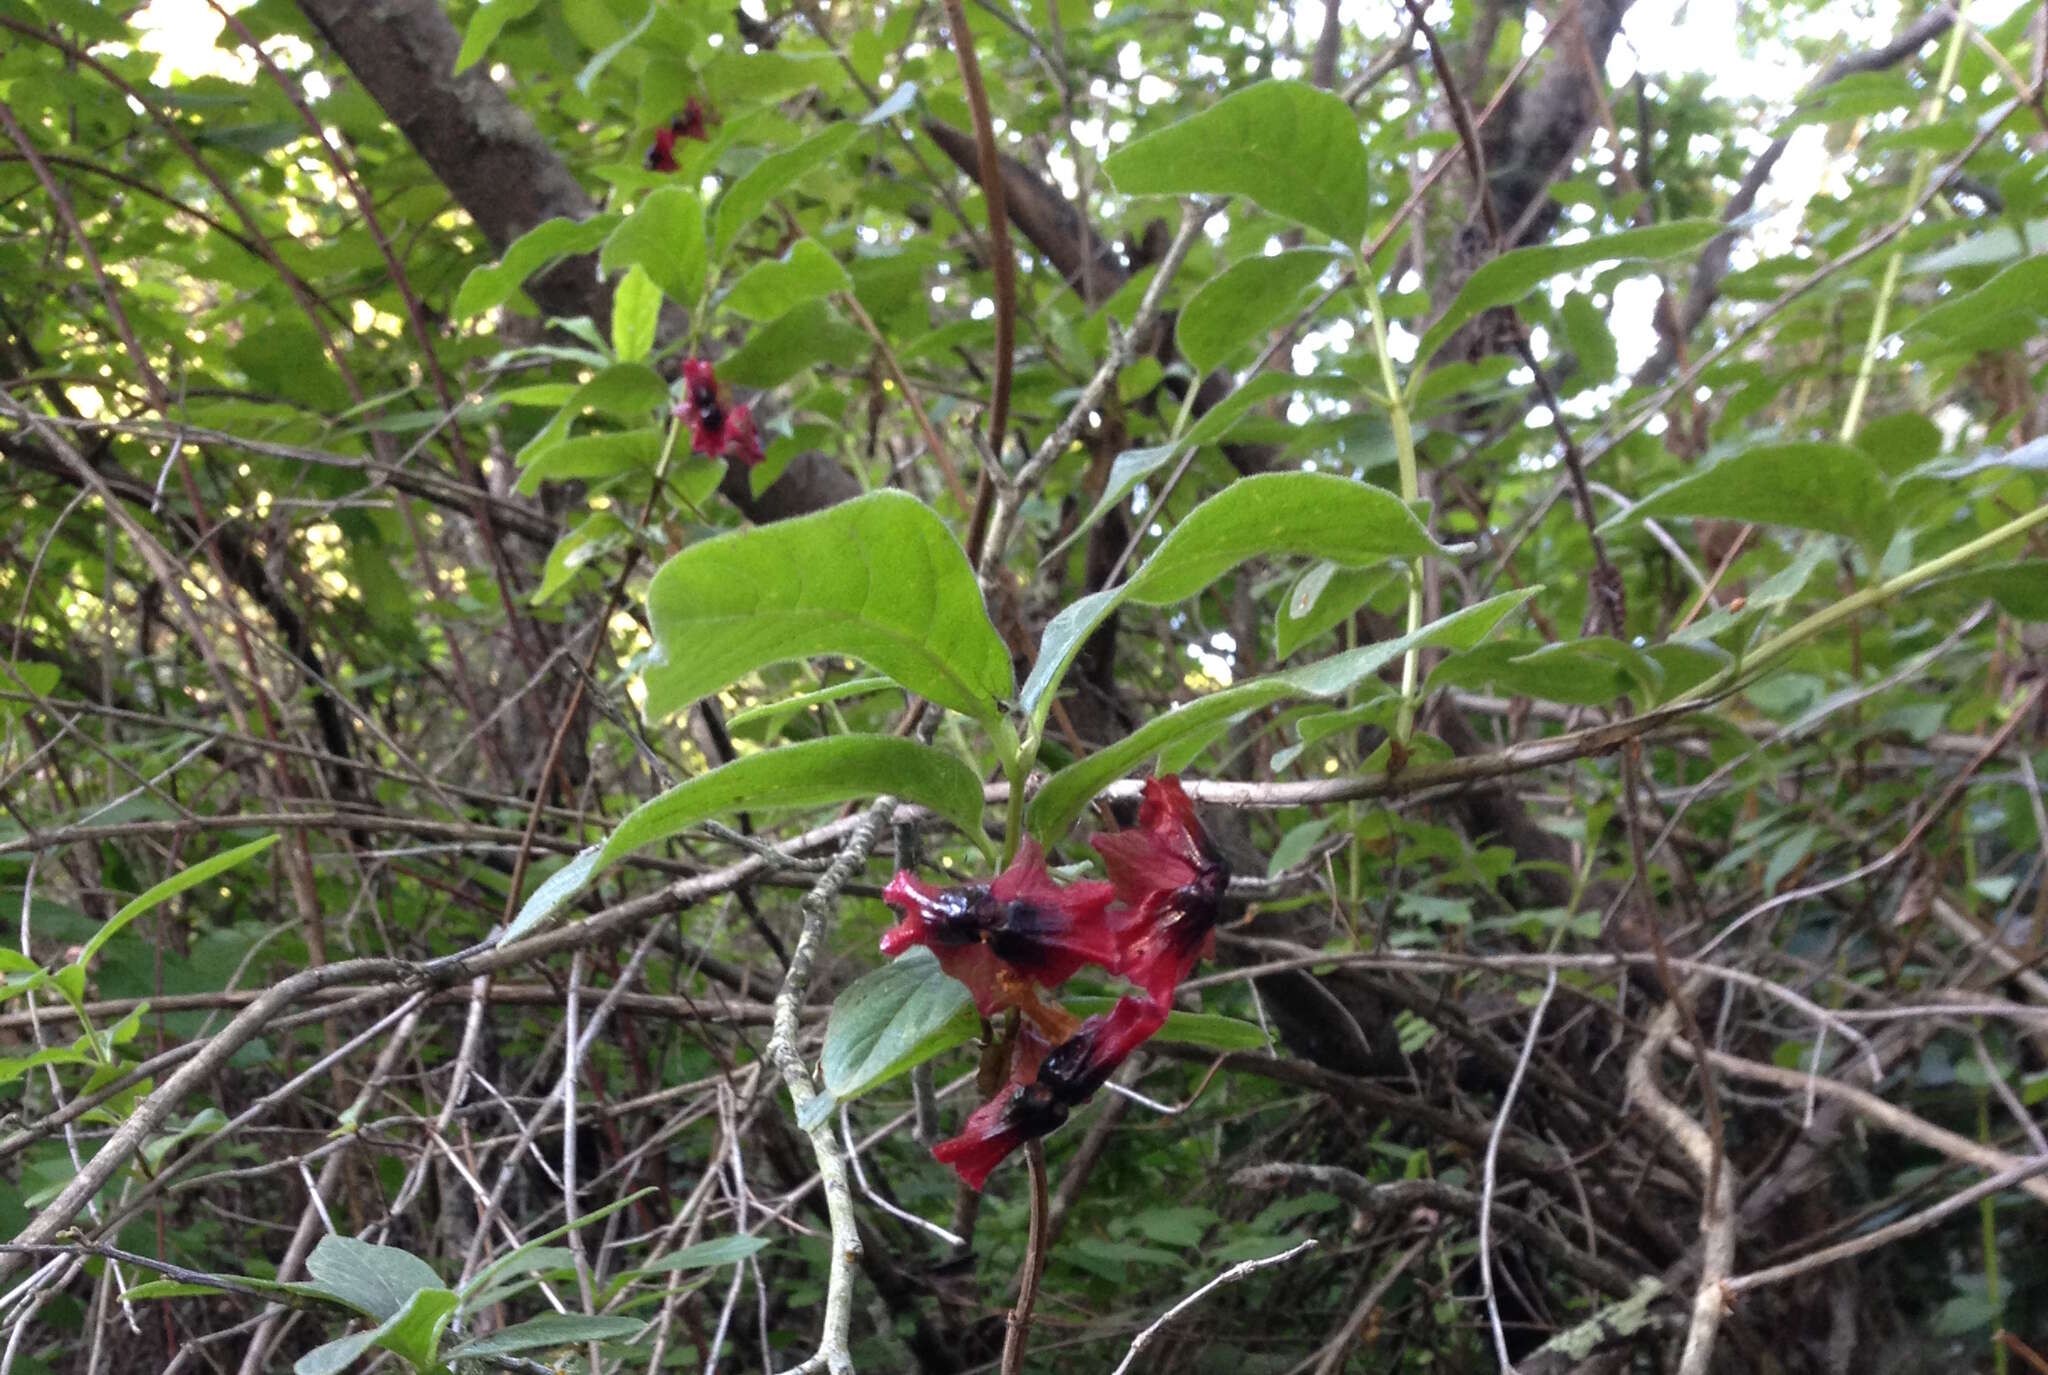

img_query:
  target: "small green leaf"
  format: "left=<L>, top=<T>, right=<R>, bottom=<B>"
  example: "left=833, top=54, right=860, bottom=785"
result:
left=1177, top=249, right=1340, bottom=376
left=1019, top=586, right=1123, bottom=732
left=448, top=1314, right=645, bottom=1360
left=640, top=1235, right=771, bottom=1272
left=1610, top=441, right=1891, bottom=548
left=1926, top=560, right=2048, bottom=619
left=611, top=264, right=662, bottom=363
left=78, top=834, right=278, bottom=968
left=722, top=239, right=853, bottom=321
left=454, top=0, right=540, bottom=73
left=294, top=1287, right=457, bottom=1375
left=1105, top=81, right=1369, bottom=245
left=602, top=187, right=707, bottom=306
left=533, top=512, right=632, bottom=606
left=641, top=490, right=1013, bottom=723
left=1427, top=637, right=1661, bottom=707
left=503, top=736, right=990, bottom=944
left=1415, top=219, right=1724, bottom=368
left=820, top=948, right=978, bottom=1106
left=453, top=215, right=620, bottom=319
left=714, top=124, right=860, bottom=256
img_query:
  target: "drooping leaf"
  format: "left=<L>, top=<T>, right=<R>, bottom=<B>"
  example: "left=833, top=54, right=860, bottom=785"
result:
left=641, top=490, right=1013, bottom=723
left=502, top=735, right=991, bottom=944
left=1610, top=441, right=1892, bottom=548
left=1104, top=81, right=1370, bottom=245
left=1062, top=996, right=1268, bottom=1051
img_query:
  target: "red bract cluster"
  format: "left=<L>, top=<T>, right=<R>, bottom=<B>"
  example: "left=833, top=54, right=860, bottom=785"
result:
left=879, top=775, right=1229, bottom=1189
left=644, top=98, right=713, bottom=172
left=675, top=358, right=763, bottom=467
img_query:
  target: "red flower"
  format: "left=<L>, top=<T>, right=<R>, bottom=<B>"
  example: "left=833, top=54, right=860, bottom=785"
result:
left=881, top=839, right=1117, bottom=1020
left=1089, top=775, right=1230, bottom=1006
left=644, top=99, right=713, bottom=172
left=675, top=359, right=764, bottom=467
left=932, top=997, right=1165, bottom=1190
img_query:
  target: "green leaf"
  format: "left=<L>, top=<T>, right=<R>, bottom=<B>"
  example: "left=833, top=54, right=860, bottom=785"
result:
left=1177, top=249, right=1340, bottom=376
left=299, top=1235, right=445, bottom=1322
left=1415, top=219, right=1724, bottom=367
left=78, top=834, right=278, bottom=968
left=454, top=0, right=540, bottom=73
left=1019, top=586, right=1123, bottom=732
left=1104, top=81, right=1369, bottom=245
left=602, top=187, right=707, bottom=306
left=453, top=215, right=619, bottom=318
left=1926, top=560, right=2048, bottom=619
left=722, top=239, right=853, bottom=321
left=716, top=299, right=868, bottom=387
left=1124, top=472, right=1447, bottom=605
left=1908, top=220, right=2048, bottom=273
left=514, top=429, right=664, bottom=495
left=1904, top=254, right=2048, bottom=358
left=533, top=512, right=632, bottom=606
left=1610, top=441, right=1892, bottom=548
left=1427, top=637, right=1661, bottom=707
left=1063, top=996, right=1268, bottom=1051
left=294, top=1287, right=457, bottom=1375
left=460, top=1189, right=655, bottom=1304
left=127, top=1281, right=231, bottom=1300
left=1031, top=590, right=1531, bottom=840
left=611, top=264, right=662, bottom=363
left=1023, top=474, right=1443, bottom=733
left=574, top=1, right=656, bottom=97
left=1276, top=563, right=1392, bottom=659
left=819, top=947, right=977, bottom=1107
left=1045, top=444, right=1177, bottom=567
left=725, top=676, right=897, bottom=731
left=448, top=1314, right=645, bottom=1360
left=714, top=124, right=861, bottom=257
left=641, top=490, right=1013, bottom=723
left=503, top=736, right=989, bottom=944
left=640, top=1235, right=771, bottom=1271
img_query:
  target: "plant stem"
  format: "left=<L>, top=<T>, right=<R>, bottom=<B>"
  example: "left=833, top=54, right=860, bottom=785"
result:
left=1000, top=1141, right=1051, bottom=1375
left=1674, top=497, right=2048, bottom=708
left=1360, top=265, right=1424, bottom=741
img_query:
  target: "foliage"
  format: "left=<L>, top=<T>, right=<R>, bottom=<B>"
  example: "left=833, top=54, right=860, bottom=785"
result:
left=2, top=1, right=2046, bottom=1373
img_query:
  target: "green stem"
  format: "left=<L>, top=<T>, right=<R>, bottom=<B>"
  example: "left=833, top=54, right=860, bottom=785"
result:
left=1673, top=498, right=2048, bottom=708
left=1838, top=0, right=1970, bottom=442
left=1360, top=267, right=1424, bottom=741
left=1981, top=1089, right=2007, bottom=1375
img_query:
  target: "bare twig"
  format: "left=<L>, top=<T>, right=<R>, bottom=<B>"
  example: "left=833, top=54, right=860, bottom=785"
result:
left=1108, top=1238, right=1319, bottom=1375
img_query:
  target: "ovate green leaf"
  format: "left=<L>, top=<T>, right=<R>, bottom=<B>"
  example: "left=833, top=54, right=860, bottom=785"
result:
left=1105, top=81, right=1369, bottom=245
left=641, top=490, right=1012, bottom=722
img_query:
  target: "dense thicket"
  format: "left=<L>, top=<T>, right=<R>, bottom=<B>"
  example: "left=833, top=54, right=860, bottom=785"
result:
left=2, top=2, right=2046, bottom=1373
